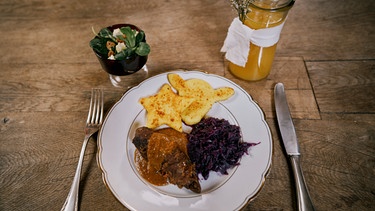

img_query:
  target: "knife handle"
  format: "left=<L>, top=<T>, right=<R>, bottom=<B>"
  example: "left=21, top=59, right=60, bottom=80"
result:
left=289, top=155, right=315, bottom=211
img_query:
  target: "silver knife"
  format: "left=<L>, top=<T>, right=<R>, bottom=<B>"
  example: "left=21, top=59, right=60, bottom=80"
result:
left=274, top=83, right=315, bottom=211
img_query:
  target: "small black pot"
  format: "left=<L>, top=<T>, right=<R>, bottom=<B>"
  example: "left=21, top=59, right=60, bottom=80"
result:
left=92, top=24, right=148, bottom=76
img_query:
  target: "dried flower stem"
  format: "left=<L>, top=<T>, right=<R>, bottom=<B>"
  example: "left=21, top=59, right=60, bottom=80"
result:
left=229, top=0, right=253, bottom=22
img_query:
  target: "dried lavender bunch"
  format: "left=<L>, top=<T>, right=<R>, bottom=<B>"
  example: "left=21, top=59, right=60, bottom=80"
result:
left=229, top=0, right=253, bottom=22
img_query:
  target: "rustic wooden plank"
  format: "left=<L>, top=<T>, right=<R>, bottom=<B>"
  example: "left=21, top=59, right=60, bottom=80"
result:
left=279, top=0, right=375, bottom=60
left=0, top=112, right=83, bottom=209
left=0, top=0, right=232, bottom=20
left=307, top=60, right=375, bottom=113
left=293, top=118, right=375, bottom=211
left=0, top=0, right=233, bottom=66
left=0, top=63, right=109, bottom=92
left=0, top=63, right=120, bottom=112
left=0, top=0, right=164, bottom=18
left=0, top=111, right=127, bottom=210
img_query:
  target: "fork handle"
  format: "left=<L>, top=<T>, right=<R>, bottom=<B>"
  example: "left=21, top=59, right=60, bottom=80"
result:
left=61, top=135, right=90, bottom=211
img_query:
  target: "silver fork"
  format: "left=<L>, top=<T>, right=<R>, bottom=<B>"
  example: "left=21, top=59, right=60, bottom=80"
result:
left=61, top=88, right=104, bottom=211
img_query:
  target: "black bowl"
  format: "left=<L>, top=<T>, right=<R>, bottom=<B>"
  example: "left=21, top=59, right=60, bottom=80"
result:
left=92, top=24, right=148, bottom=76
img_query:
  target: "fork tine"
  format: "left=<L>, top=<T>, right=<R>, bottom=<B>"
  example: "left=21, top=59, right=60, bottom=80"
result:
left=94, top=89, right=100, bottom=124
left=87, top=89, right=103, bottom=125
left=91, top=89, right=98, bottom=124
left=99, top=89, right=104, bottom=124
left=86, top=89, right=94, bottom=124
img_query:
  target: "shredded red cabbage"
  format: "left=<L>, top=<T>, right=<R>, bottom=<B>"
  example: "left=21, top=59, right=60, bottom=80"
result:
left=187, top=117, right=260, bottom=180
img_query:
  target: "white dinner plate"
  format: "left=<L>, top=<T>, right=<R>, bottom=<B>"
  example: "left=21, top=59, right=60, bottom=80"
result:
left=97, top=70, right=272, bottom=211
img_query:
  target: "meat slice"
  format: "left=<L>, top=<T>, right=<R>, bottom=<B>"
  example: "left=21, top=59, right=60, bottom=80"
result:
left=132, top=127, right=153, bottom=160
left=162, top=147, right=201, bottom=193
left=132, top=127, right=201, bottom=193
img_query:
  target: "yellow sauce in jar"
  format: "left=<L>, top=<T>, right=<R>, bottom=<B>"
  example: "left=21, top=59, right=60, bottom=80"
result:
left=228, top=4, right=288, bottom=81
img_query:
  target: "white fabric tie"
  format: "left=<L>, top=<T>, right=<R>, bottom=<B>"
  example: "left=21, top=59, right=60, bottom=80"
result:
left=221, top=17, right=286, bottom=67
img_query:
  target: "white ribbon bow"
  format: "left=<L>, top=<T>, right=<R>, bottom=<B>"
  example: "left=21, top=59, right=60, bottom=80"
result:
left=221, top=17, right=285, bottom=67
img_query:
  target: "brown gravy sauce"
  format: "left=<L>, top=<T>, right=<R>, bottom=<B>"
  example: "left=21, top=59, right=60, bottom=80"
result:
left=134, top=149, right=168, bottom=186
left=134, top=128, right=189, bottom=186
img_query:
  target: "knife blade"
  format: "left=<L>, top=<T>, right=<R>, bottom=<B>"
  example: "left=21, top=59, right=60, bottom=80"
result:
left=274, top=83, right=315, bottom=211
left=274, top=83, right=300, bottom=155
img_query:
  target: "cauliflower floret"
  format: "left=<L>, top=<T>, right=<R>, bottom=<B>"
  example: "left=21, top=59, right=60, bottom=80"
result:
left=113, top=28, right=123, bottom=37
left=115, top=42, right=127, bottom=53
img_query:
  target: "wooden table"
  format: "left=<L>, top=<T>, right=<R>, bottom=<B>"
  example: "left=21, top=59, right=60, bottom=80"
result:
left=1, top=0, right=374, bottom=210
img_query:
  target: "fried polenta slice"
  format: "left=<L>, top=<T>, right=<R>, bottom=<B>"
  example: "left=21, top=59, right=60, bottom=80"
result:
left=168, top=73, right=234, bottom=125
left=139, top=84, right=194, bottom=132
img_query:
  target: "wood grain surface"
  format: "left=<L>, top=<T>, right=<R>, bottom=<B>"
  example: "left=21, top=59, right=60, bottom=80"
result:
left=1, top=0, right=374, bottom=210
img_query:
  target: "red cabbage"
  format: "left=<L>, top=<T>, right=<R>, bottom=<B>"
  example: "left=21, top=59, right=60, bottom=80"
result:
left=187, top=117, right=259, bottom=180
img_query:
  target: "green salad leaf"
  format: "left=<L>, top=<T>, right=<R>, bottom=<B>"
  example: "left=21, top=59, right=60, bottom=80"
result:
left=136, top=42, right=151, bottom=56
left=89, top=37, right=109, bottom=56
left=120, top=27, right=136, bottom=48
left=98, top=28, right=117, bottom=42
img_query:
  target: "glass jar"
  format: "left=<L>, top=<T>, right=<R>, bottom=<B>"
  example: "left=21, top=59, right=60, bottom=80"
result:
left=228, top=0, right=295, bottom=81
